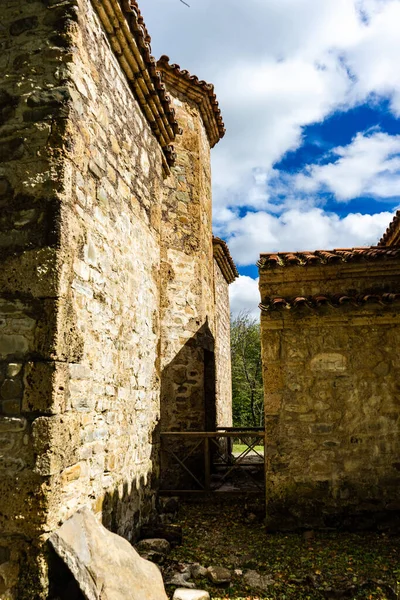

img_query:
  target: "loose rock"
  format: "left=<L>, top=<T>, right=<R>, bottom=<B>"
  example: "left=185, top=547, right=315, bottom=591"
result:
left=165, top=563, right=195, bottom=589
left=140, top=524, right=182, bottom=546
left=190, top=563, right=208, bottom=579
left=136, top=538, right=171, bottom=555
left=135, top=537, right=171, bottom=563
left=244, top=570, right=275, bottom=592
left=207, top=565, right=231, bottom=585
left=49, top=507, right=168, bottom=600
left=173, top=590, right=210, bottom=600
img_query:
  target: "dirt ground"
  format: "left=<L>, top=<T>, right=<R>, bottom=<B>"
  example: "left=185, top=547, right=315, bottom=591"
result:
left=165, top=501, right=400, bottom=600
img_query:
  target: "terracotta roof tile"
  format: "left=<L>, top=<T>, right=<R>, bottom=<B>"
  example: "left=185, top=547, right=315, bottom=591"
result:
left=93, top=0, right=179, bottom=167
left=157, top=56, right=225, bottom=148
left=259, top=293, right=400, bottom=313
left=257, top=246, right=400, bottom=269
left=213, top=237, right=239, bottom=284
left=379, top=210, right=400, bottom=247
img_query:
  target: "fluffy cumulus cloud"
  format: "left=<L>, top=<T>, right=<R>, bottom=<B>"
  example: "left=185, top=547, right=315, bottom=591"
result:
left=229, top=276, right=260, bottom=319
left=141, top=0, right=400, bottom=313
left=226, top=208, right=393, bottom=266
left=143, top=0, right=400, bottom=190
left=294, top=131, right=400, bottom=201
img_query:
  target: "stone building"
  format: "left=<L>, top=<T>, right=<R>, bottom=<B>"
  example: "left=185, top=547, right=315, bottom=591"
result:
left=259, top=235, right=400, bottom=529
left=0, top=1, right=237, bottom=597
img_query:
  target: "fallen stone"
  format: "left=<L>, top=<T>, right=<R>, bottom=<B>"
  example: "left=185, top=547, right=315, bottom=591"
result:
left=166, top=572, right=195, bottom=589
left=49, top=507, right=168, bottom=600
left=135, top=542, right=169, bottom=565
left=140, top=523, right=182, bottom=546
left=244, top=570, right=275, bottom=592
left=207, top=565, right=231, bottom=585
left=173, top=589, right=210, bottom=600
left=136, top=538, right=171, bottom=555
left=190, top=563, right=208, bottom=579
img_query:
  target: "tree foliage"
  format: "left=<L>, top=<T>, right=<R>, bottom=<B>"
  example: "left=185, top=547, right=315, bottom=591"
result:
left=230, top=311, right=264, bottom=428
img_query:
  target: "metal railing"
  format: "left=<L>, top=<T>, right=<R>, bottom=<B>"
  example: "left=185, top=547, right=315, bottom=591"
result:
left=160, top=429, right=265, bottom=494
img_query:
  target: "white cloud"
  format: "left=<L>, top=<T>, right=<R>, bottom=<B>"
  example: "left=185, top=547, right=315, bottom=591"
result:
left=141, top=0, right=400, bottom=277
left=345, top=1, right=400, bottom=115
left=142, top=0, right=400, bottom=200
left=226, top=208, right=393, bottom=266
left=229, top=276, right=260, bottom=319
left=212, top=53, right=351, bottom=194
left=295, top=131, right=400, bottom=201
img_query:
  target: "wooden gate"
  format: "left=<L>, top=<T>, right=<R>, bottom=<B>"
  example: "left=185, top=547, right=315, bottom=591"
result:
left=160, top=428, right=265, bottom=495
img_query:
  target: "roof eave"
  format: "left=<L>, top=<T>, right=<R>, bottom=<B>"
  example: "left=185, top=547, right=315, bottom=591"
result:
left=157, top=55, right=225, bottom=148
left=92, top=0, right=179, bottom=167
left=379, top=211, right=400, bottom=247
left=213, top=237, right=239, bottom=284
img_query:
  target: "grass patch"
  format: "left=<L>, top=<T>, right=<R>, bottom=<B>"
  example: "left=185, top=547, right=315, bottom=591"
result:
left=232, top=444, right=264, bottom=455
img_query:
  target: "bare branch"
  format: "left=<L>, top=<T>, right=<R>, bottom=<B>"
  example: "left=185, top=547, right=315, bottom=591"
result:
left=179, top=0, right=190, bottom=6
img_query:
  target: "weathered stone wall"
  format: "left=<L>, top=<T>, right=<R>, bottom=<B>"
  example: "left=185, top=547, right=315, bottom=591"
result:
left=0, top=1, right=78, bottom=596
left=160, top=87, right=216, bottom=436
left=214, top=260, right=233, bottom=427
left=259, top=259, right=400, bottom=530
left=48, top=0, right=164, bottom=541
left=0, top=0, right=234, bottom=594
left=0, top=0, right=164, bottom=596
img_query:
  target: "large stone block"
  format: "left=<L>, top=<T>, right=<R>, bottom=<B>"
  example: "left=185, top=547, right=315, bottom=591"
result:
left=22, top=361, right=69, bottom=414
left=49, top=507, right=168, bottom=600
left=32, top=414, right=81, bottom=476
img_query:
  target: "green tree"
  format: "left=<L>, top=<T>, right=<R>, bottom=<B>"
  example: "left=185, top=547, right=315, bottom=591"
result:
left=231, top=311, right=264, bottom=428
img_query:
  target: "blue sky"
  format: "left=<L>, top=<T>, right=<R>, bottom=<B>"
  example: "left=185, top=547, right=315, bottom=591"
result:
left=141, top=0, right=400, bottom=315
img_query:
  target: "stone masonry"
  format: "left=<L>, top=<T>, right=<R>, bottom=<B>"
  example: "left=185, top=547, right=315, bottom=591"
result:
left=156, top=59, right=236, bottom=490
left=213, top=238, right=238, bottom=428
left=0, top=1, right=236, bottom=597
left=258, top=248, right=400, bottom=530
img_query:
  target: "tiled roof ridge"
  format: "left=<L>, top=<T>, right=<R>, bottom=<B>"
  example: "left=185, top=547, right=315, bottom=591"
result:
left=92, top=0, right=180, bottom=168
left=260, top=292, right=400, bottom=313
left=121, top=0, right=151, bottom=42
left=379, top=210, right=400, bottom=247
left=213, top=236, right=239, bottom=284
left=157, top=55, right=226, bottom=148
left=257, top=246, right=400, bottom=268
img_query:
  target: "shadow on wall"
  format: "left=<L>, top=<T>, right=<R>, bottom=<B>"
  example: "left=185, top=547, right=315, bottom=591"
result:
left=160, top=319, right=217, bottom=490
left=160, top=319, right=216, bottom=433
left=102, top=400, right=163, bottom=537
left=47, top=320, right=217, bottom=595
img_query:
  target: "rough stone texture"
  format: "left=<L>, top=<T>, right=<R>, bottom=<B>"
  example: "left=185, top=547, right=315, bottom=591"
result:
left=214, top=260, right=233, bottom=428
left=49, top=507, right=168, bottom=600
left=49, top=0, right=165, bottom=544
left=207, top=565, right=231, bottom=584
left=159, top=84, right=220, bottom=490
left=160, top=85, right=216, bottom=436
left=0, top=0, right=234, bottom=596
left=259, top=259, right=400, bottom=530
left=136, top=538, right=171, bottom=555
left=243, top=570, right=274, bottom=592
left=190, top=563, right=208, bottom=579
left=0, top=1, right=77, bottom=596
